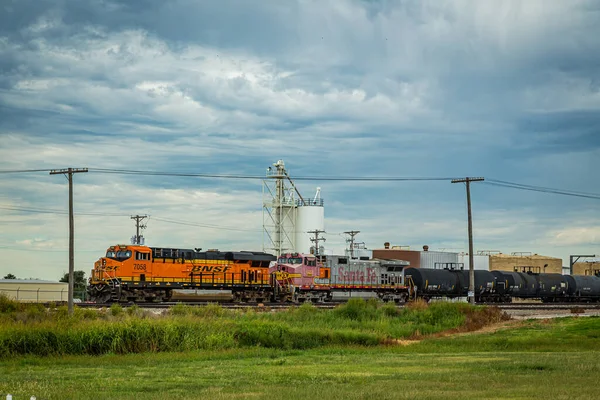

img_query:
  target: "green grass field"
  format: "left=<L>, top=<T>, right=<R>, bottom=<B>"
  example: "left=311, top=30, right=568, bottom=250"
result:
left=1, top=317, right=599, bottom=399
left=1, top=296, right=599, bottom=399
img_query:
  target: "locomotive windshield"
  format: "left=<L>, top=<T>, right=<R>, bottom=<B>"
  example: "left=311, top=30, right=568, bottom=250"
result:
left=105, top=250, right=132, bottom=261
left=278, top=257, right=303, bottom=264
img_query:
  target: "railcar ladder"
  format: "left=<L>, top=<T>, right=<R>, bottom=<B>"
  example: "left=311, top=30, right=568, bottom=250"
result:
left=405, top=276, right=417, bottom=301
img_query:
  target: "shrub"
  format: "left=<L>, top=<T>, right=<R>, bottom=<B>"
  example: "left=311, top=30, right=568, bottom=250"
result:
left=110, top=303, right=124, bottom=317
left=0, top=293, right=21, bottom=313
left=333, top=298, right=379, bottom=321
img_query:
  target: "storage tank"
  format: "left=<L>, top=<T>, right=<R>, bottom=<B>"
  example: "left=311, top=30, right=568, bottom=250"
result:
left=294, top=188, right=325, bottom=253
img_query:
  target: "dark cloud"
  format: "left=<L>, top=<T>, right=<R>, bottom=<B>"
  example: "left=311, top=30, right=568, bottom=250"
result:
left=1, top=0, right=600, bottom=278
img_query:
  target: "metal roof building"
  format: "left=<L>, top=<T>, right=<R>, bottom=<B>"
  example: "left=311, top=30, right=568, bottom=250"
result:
left=0, top=279, right=69, bottom=303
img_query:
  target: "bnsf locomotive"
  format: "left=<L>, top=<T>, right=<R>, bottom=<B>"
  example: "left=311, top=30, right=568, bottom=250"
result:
left=87, top=244, right=276, bottom=303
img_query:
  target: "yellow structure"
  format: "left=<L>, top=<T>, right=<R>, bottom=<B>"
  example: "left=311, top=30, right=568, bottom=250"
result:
left=489, top=253, right=562, bottom=274
left=573, top=261, right=600, bottom=276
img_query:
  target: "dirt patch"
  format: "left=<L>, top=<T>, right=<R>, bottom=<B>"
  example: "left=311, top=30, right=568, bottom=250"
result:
left=442, top=319, right=523, bottom=338
left=409, top=306, right=511, bottom=340
left=386, top=306, right=517, bottom=345
left=387, top=319, right=523, bottom=346
left=386, top=339, right=421, bottom=346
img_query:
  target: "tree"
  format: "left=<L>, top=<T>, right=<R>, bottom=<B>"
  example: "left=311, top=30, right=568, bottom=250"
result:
left=3, top=273, right=16, bottom=279
left=59, top=270, right=87, bottom=291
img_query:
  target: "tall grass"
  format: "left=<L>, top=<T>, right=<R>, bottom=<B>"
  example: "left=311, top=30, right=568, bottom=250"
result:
left=0, top=296, right=507, bottom=357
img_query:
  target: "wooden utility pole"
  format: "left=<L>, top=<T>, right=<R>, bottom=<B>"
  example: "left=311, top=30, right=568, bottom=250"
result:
left=131, top=215, right=148, bottom=245
left=308, top=229, right=326, bottom=261
left=344, top=230, right=360, bottom=258
left=451, top=177, right=484, bottom=304
left=50, top=168, right=88, bottom=315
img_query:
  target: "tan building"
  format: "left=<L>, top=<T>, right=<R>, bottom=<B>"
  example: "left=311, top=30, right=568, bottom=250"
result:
left=489, top=253, right=562, bottom=274
left=573, top=261, right=600, bottom=276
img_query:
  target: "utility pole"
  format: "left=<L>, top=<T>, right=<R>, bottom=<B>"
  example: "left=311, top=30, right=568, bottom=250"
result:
left=131, top=215, right=148, bottom=245
left=451, top=177, right=484, bottom=305
left=50, top=167, right=88, bottom=315
left=308, top=229, right=326, bottom=261
left=344, top=230, right=360, bottom=259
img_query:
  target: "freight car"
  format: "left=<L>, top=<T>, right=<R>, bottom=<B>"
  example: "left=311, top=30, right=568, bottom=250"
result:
left=270, top=253, right=410, bottom=303
left=406, top=266, right=600, bottom=303
left=87, top=244, right=276, bottom=303
left=403, top=267, right=496, bottom=302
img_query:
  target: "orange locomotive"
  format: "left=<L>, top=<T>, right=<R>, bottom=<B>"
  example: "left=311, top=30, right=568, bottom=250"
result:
left=87, top=244, right=276, bottom=303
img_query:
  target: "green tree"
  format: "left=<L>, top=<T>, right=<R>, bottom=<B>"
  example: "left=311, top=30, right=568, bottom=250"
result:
left=3, top=273, right=17, bottom=279
left=59, top=270, right=87, bottom=291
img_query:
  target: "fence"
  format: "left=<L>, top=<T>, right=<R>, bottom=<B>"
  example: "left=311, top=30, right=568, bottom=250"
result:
left=0, top=288, right=88, bottom=302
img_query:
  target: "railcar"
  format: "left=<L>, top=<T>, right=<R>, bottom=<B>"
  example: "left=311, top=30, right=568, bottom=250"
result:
left=564, top=275, right=600, bottom=302
left=403, top=267, right=497, bottom=302
left=535, top=273, right=569, bottom=302
left=409, top=267, right=600, bottom=303
left=270, top=253, right=410, bottom=303
left=87, top=244, right=276, bottom=303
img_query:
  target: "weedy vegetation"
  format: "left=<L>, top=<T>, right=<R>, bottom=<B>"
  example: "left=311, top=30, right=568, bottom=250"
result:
left=0, top=295, right=507, bottom=357
left=2, top=294, right=600, bottom=399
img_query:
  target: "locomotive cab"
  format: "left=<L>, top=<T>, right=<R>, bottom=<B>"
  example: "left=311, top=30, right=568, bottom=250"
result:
left=90, top=245, right=152, bottom=284
left=269, top=253, right=327, bottom=302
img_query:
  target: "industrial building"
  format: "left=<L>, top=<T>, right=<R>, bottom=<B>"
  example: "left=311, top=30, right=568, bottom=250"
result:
left=0, top=279, right=68, bottom=302
left=373, top=243, right=459, bottom=269
left=573, top=261, right=600, bottom=276
left=373, top=243, right=563, bottom=274
left=488, top=252, right=562, bottom=274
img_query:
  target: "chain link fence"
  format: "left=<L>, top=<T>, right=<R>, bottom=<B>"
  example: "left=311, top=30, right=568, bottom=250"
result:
left=0, top=288, right=88, bottom=302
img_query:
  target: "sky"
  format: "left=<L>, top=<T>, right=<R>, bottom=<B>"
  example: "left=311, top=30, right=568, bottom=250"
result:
left=1, top=0, right=599, bottom=280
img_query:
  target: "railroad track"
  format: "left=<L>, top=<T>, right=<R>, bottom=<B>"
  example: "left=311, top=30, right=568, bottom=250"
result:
left=75, top=301, right=600, bottom=310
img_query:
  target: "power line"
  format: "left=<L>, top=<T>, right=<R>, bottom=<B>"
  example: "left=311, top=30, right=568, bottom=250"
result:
left=484, top=180, right=600, bottom=200
left=0, top=205, right=130, bottom=216
left=151, top=216, right=263, bottom=233
left=0, top=168, right=54, bottom=174
left=87, top=168, right=454, bottom=181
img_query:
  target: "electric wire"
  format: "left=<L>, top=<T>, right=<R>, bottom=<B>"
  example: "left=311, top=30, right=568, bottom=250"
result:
left=86, top=168, right=455, bottom=181
left=0, top=205, right=130, bottom=217
left=483, top=180, right=600, bottom=200
left=0, top=169, right=54, bottom=174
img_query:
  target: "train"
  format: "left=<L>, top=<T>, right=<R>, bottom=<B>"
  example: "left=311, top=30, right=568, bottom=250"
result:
left=404, top=267, right=600, bottom=303
left=87, top=244, right=411, bottom=303
left=87, top=243, right=600, bottom=303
